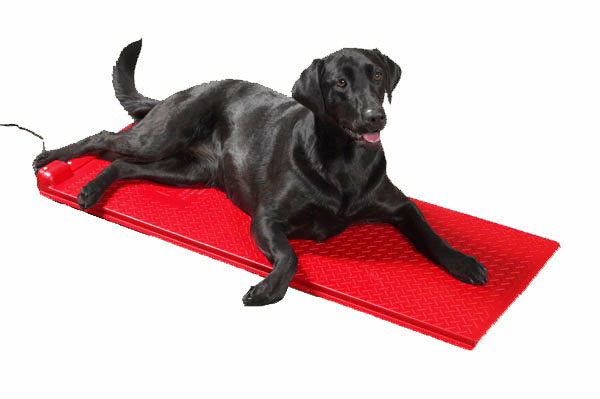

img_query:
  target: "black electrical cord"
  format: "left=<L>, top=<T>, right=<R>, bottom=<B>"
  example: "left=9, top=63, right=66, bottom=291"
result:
left=1, top=123, right=46, bottom=151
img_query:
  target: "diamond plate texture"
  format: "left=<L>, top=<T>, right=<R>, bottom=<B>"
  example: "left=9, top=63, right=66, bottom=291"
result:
left=37, top=153, right=559, bottom=349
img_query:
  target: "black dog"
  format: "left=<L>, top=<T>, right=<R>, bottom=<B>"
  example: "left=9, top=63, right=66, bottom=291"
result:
left=33, top=40, right=487, bottom=306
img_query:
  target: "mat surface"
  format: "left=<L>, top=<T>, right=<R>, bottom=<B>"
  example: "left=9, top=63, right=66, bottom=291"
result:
left=36, top=149, right=559, bottom=349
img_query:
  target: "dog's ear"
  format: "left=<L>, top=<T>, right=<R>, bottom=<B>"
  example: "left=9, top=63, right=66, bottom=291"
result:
left=292, top=58, right=326, bottom=115
left=373, top=49, right=402, bottom=103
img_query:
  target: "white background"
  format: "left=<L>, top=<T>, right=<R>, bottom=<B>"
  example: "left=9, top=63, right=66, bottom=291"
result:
left=1, top=1, right=598, bottom=398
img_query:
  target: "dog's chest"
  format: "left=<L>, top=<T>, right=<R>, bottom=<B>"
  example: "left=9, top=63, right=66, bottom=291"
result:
left=285, top=203, right=348, bottom=241
left=285, top=187, right=369, bottom=241
left=286, top=148, right=385, bottom=240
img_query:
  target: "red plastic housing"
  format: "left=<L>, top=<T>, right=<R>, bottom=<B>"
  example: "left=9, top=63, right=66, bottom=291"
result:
left=36, top=147, right=559, bottom=349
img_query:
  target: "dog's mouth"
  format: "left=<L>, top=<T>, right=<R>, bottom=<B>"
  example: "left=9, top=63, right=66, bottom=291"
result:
left=343, top=127, right=381, bottom=143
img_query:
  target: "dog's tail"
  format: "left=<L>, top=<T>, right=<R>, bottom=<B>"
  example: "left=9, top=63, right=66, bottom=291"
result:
left=112, top=39, right=159, bottom=121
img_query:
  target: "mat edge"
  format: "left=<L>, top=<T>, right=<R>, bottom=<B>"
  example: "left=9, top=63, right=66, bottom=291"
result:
left=472, top=241, right=560, bottom=346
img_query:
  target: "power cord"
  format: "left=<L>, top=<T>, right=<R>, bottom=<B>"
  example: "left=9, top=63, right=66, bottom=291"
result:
left=1, top=123, right=46, bottom=151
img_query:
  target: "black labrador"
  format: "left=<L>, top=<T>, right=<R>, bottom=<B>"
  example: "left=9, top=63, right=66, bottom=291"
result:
left=33, top=40, right=487, bottom=306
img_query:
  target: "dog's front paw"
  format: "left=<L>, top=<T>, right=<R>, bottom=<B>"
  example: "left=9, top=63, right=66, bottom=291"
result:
left=242, top=279, right=287, bottom=306
left=77, top=182, right=105, bottom=210
left=442, top=251, right=488, bottom=285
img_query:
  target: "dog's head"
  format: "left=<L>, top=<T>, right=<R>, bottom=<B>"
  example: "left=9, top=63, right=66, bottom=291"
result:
left=292, top=48, right=401, bottom=144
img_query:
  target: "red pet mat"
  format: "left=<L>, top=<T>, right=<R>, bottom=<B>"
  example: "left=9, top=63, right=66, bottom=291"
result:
left=36, top=151, right=559, bottom=349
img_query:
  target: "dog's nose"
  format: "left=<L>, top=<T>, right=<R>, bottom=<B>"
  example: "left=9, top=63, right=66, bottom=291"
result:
left=363, top=108, right=386, bottom=128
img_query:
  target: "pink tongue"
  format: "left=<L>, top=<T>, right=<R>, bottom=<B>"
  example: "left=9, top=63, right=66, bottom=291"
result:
left=363, top=132, right=381, bottom=143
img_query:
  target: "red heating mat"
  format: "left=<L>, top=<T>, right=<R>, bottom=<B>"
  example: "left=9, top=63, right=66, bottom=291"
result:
left=36, top=154, right=559, bottom=349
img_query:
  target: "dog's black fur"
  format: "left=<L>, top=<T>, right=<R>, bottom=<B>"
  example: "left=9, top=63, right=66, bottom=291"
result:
left=34, top=40, right=487, bottom=305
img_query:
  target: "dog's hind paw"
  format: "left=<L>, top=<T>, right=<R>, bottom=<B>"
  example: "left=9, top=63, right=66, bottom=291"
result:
left=443, top=251, right=488, bottom=285
left=32, top=150, right=55, bottom=173
left=242, top=280, right=287, bottom=306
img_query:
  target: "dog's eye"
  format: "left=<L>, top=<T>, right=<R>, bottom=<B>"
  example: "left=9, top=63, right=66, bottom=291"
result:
left=374, top=71, right=383, bottom=81
left=336, top=79, right=347, bottom=88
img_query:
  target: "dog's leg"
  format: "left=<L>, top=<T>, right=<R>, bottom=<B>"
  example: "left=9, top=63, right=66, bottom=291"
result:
left=33, top=130, right=120, bottom=172
left=77, top=157, right=214, bottom=209
left=243, top=215, right=298, bottom=306
left=393, top=201, right=488, bottom=284
left=33, top=126, right=183, bottom=172
left=374, top=181, right=488, bottom=285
